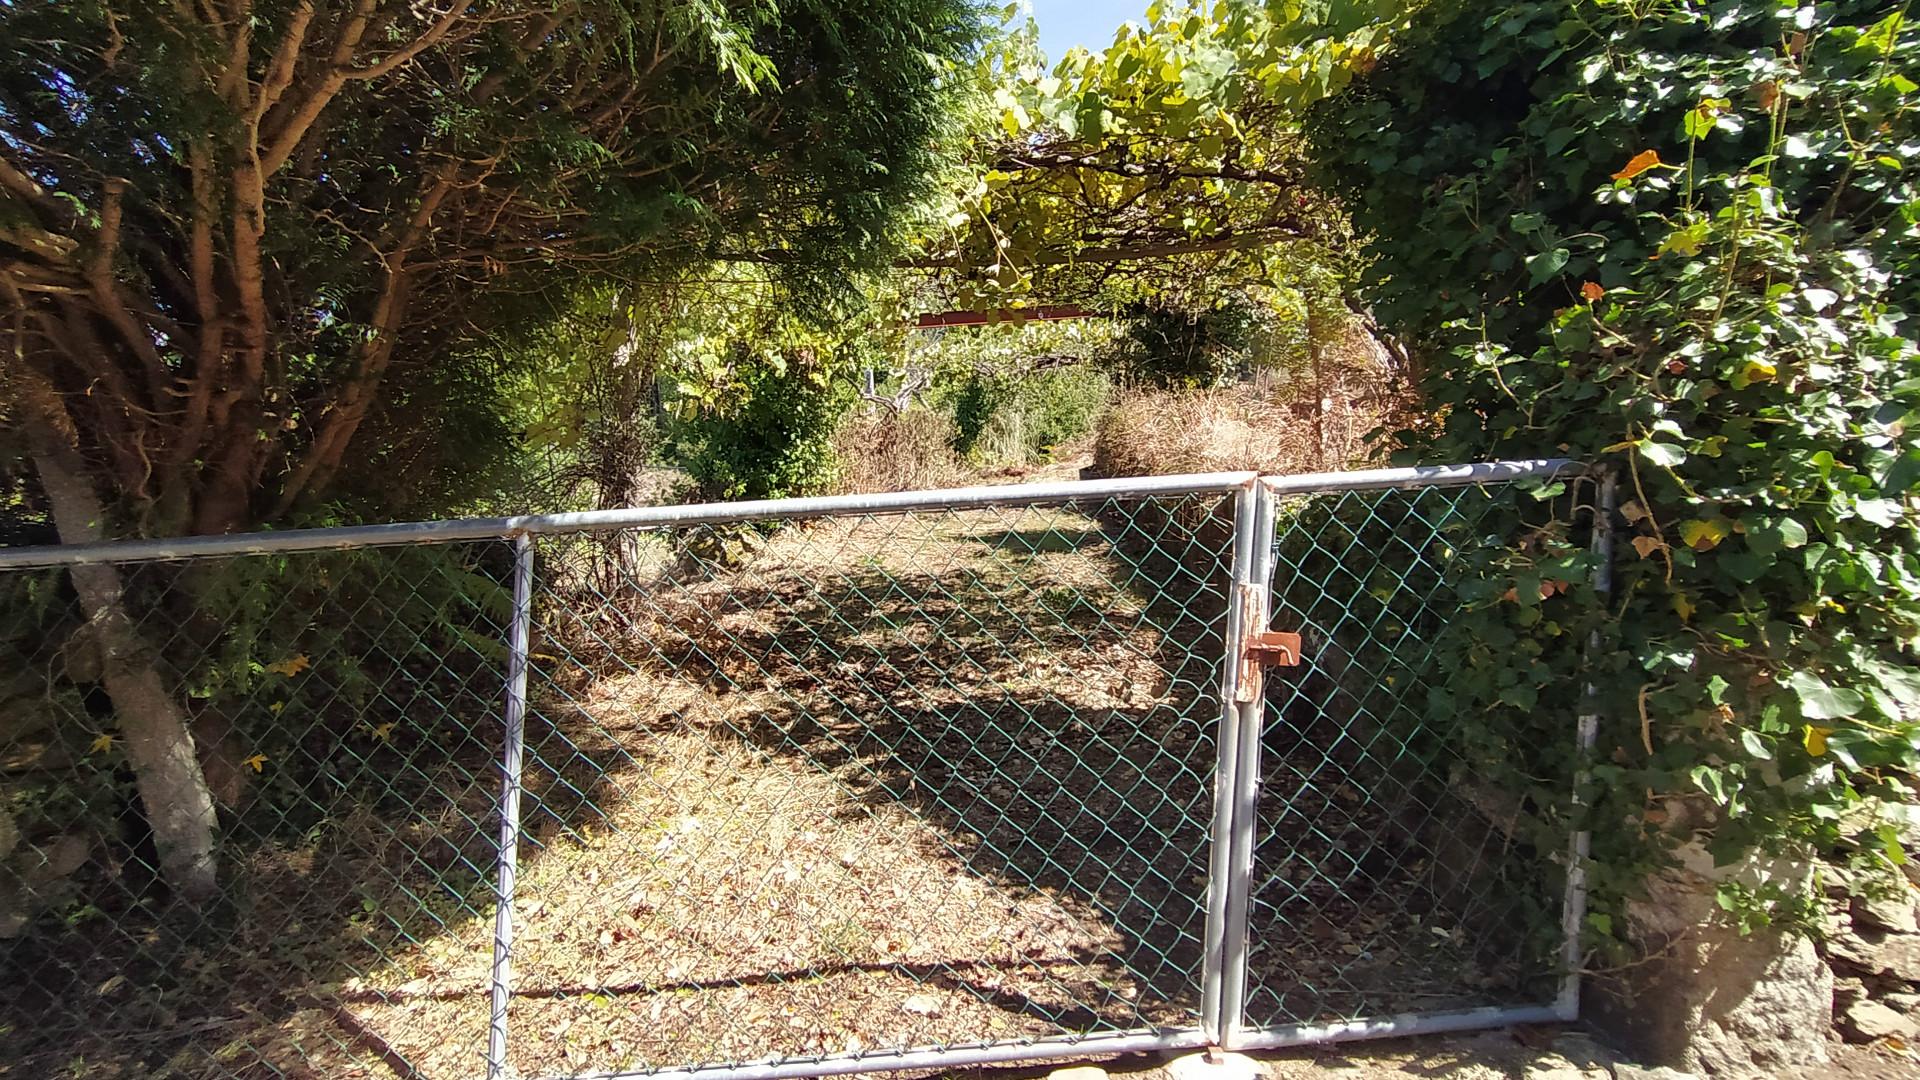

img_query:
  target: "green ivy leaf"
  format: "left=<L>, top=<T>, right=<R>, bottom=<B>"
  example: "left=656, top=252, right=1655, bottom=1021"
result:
left=1786, top=670, right=1866, bottom=721
left=1879, top=450, right=1920, bottom=494
left=1747, top=516, right=1809, bottom=555
left=1637, top=439, right=1686, bottom=468
left=1707, top=674, right=1731, bottom=705
left=1526, top=247, right=1570, bottom=285
left=1864, top=659, right=1920, bottom=707
left=1855, top=498, right=1903, bottom=527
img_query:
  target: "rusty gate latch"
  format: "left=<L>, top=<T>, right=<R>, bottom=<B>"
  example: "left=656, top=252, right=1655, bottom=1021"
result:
left=1235, top=629, right=1302, bottom=702
left=1245, top=630, right=1303, bottom=667
left=1234, top=584, right=1303, bottom=701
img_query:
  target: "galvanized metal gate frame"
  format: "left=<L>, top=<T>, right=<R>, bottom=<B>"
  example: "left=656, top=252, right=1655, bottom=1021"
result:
left=0, top=459, right=1608, bottom=1080
left=476, top=458, right=1605, bottom=1079
left=1206, top=461, right=1613, bottom=1054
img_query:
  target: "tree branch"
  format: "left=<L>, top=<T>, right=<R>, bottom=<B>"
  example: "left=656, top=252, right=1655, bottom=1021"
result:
left=730, top=228, right=1304, bottom=269
left=995, top=149, right=1301, bottom=187
left=272, top=168, right=458, bottom=514
left=85, top=178, right=172, bottom=402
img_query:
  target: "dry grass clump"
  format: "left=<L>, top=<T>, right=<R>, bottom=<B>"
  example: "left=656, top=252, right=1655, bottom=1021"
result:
left=1089, top=386, right=1314, bottom=480
left=833, top=408, right=964, bottom=494
left=1090, top=315, right=1423, bottom=482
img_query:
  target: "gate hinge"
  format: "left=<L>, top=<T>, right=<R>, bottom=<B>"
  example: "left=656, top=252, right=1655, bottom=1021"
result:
left=1245, top=630, right=1303, bottom=667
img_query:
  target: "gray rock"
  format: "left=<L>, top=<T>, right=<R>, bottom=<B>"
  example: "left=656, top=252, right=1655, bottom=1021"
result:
left=1550, top=1032, right=1617, bottom=1071
left=1883, top=991, right=1920, bottom=1014
left=1612, top=1066, right=1700, bottom=1080
left=1852, top=891, right=1920, bottom=935
left=1841, top=998, right=1918, bottom=1042
left=1517, top=1061, right=1588, bottom=1080
left=1588, top=849, right=1831, bottom=1075
left=1834, top=975, right=1869, bottom=1010
left=1828, top=925, right=1920, bottom=981
left=1164, top=1052, right=1257, bottom=1080
left=1821, top=905, right=1852, bottom=940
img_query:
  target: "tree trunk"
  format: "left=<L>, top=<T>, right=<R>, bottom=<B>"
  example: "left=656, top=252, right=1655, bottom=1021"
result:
left=24, top=420, right=221, bottom=907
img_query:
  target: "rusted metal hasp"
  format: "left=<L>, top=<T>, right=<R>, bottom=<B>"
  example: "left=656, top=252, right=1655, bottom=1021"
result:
left=1244, top=630, right=1303, bottom=667
left=1233, top=581, right=1303, bottom=702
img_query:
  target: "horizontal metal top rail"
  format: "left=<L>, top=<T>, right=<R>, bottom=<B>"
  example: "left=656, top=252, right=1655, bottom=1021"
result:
left=0, top=459, right=1582, bottom=570
left=0, top=471, right=1258, bottom=569
left=1259, top=458, right=1582, bottom=496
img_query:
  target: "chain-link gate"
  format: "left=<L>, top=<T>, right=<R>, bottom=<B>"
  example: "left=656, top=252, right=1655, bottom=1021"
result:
left=1215, top=466, right=1612, bottom=1051
left=0, top=462, right=1601, bottom=1079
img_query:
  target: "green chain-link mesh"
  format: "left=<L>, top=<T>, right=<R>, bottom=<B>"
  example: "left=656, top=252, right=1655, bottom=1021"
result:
left=1244, top=484, right=1565, bottom=1030
left=0, top=479, right=1577, bottom=1078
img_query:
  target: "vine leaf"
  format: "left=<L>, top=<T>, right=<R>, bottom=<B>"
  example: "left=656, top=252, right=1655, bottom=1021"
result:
left=1803, top=725, right=1832, bottom=757
left=1611, top=148, right=1662, bottom=180
left=1787, top=671, right=1865, bottom=721
left=1679, top=519, right=1729, bottom=550
left=1636, top=439, right=1686, bottom=468
left=264, top=654, right=311, bottom=677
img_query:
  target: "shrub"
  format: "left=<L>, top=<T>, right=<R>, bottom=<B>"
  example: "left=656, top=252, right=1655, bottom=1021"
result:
left=1307, top=0, right=1920, bottom=937
left=1113, top=297, right=1261, bottom=389
left=669, top=350, right=850, bottom=502
left=947, top=364, right=1112, bottom=465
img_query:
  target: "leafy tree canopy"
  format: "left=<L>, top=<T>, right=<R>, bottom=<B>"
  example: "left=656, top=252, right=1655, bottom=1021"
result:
left=917, top=0, right=1409, bottom=311
left=0, top=0, right=983, bottom=535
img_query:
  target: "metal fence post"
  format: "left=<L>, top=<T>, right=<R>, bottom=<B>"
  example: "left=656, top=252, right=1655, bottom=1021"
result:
left=1201, top=482, right=1261, bottom=1045
left=1557, top=471, right=1617, bottom=1020
left=1218, top=479, right=1278, bottom=1049
left=488, top=533, right=536, bottom=1079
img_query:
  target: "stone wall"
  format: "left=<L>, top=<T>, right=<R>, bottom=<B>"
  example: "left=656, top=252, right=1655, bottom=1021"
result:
left=1822, top=861, right=1920, bottom=1047
left=1589, top=844, right=1832, bottom=1076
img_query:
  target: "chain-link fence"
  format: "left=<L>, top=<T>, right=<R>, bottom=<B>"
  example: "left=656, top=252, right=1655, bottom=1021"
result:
left=0, top=463, right=1599, bottom=1079
left=1227, top=469, right=1612, bottom=1049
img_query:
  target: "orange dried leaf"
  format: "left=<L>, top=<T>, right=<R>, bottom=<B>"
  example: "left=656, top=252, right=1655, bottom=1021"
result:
left=1612, top=149, right=1662, bottom=181
left=1631, top=535, right=1666, bottom=558
left=265, top=653, right=311, bottom=677
left=1580, top=281, right=1605, bottom=301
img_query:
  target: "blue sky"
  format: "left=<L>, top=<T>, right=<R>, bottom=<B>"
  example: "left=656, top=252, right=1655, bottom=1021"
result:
left=1027, top=0, right=1148, bottom=64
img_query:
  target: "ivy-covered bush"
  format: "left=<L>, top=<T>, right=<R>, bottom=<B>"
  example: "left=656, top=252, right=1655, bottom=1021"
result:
left=1115, top=297, right=1262, bottom=389
left=1308, top=0, right=1920, bottom=940
left=669, top=347, right=850, bottom=502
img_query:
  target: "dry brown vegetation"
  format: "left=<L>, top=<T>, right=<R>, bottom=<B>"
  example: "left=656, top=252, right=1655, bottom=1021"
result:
left=1090, top=387, right=1311, bottom=479
left=832, top=410, right=966, bottom=495
left=1089, top=315, right=1423, bottom=482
